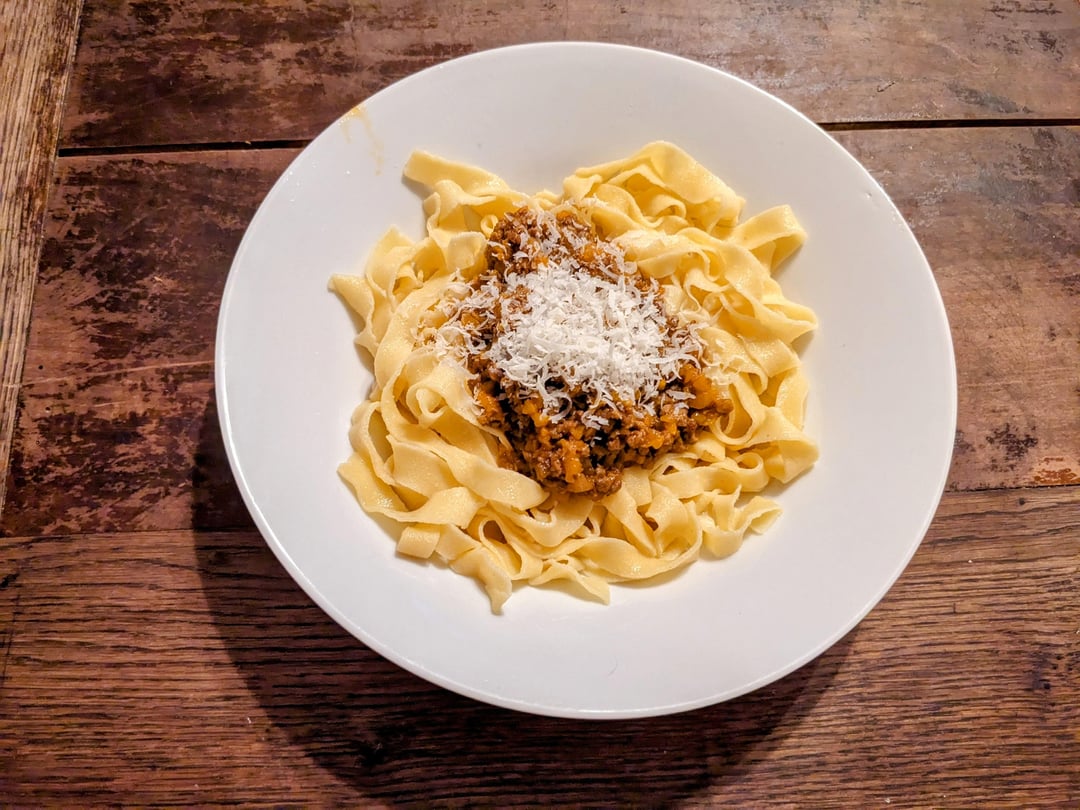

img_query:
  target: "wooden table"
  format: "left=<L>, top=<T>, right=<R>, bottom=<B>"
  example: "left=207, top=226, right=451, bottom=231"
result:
left=2, top=1, right=1078, bottom=805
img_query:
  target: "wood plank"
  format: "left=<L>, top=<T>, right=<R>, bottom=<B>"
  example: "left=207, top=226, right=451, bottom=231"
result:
left=0, top=362, right=251, bottom=538
left=25, top=149, right=295, bottom=381
left=0, top=487, right=1077, bottom=805
left=833, top=126, right=1080, bottom=491
left=61, top=0, right=1080, bottom=149
left=0, top=0, right=83, bottom=515
left=5, top=126, right=1077, bottom=536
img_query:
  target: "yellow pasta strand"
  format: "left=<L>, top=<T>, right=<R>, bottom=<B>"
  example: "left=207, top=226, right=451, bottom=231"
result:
left=332, top=142, right=818, bottom=612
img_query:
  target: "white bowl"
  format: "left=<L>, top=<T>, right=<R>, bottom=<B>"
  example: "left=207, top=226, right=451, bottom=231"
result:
left=216, top=43, right=956, bottom=719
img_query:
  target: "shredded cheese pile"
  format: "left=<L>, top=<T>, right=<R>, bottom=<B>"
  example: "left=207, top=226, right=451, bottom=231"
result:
left=487, top=262, right=689, bottom=416
left=437, top=206, right=701, bottom=420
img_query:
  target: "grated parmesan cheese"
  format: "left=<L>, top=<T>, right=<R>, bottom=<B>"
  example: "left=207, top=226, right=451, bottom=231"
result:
left=487, top=259, right=689, bottom=415
left=435, top=205, right=703, bottom=421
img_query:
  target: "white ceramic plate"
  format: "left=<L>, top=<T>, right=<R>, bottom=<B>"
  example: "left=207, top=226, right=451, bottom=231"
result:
left=216, top=43, right=956, bottom=719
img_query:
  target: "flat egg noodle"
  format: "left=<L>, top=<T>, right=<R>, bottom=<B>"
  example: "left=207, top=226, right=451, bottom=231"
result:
left=330, top=142, right=818, bottom=611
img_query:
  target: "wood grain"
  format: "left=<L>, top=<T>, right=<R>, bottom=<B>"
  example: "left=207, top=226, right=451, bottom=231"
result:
left=0, top=362, right=252, bottom=538
left=4, top=126, right=1077, bottom=536
left=0, top=0, right=82, bottom=515
left=61, top=0, right=1080, bottom=149
left=833, top=126, right=1080, bottom=492
left=0, top=486, right=1077, bottom=806
left=25, top=149, right=295, bottom=380
left=4, top=1, right=1079, bottom=805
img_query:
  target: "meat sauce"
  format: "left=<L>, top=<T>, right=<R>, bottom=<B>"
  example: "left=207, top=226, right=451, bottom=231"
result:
left=448, top=206, right=731, bottom=498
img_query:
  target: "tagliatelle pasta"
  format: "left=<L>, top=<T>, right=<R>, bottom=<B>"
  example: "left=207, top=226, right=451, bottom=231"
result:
left=330, top=142, right=818, bottom=612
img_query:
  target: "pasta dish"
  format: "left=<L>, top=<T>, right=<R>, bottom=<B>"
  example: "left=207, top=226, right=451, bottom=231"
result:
left=330, top=143, right=818, bottom=611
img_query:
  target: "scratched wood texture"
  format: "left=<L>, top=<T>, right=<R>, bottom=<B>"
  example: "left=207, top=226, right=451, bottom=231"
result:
left=1, top=488, right=1077, bottom=806
left=0, top=0, right=82, bottom=514
left=61, top=0, right=1080, bottom=149
left=3, top=126, right=1078, bottom=537
left=2, top=0, right=1080, bottom=806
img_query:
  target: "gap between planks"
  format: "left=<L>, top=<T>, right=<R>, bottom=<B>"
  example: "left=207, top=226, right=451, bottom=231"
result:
left=52, top=117, right=1080, bottom=159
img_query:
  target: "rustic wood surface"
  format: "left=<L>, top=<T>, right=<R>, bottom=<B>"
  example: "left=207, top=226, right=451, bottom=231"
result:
left=61, top=0, right=1080, bottom=149
left=2, top=0, right=1079, bottom=805
left=1, top=488, right=1077, bottom=805
left=0, top=0, right=83, bottom=514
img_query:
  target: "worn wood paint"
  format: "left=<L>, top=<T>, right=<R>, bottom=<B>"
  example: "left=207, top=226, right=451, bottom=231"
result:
left=2, top=1, right=1079, bottom=805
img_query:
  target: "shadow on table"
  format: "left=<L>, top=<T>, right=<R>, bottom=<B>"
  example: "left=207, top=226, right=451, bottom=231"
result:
left=194, top=397, right=852, bottom=805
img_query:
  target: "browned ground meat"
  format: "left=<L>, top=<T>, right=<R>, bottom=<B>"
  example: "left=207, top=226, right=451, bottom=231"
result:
left=455, top=206, right=731, bottom=498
